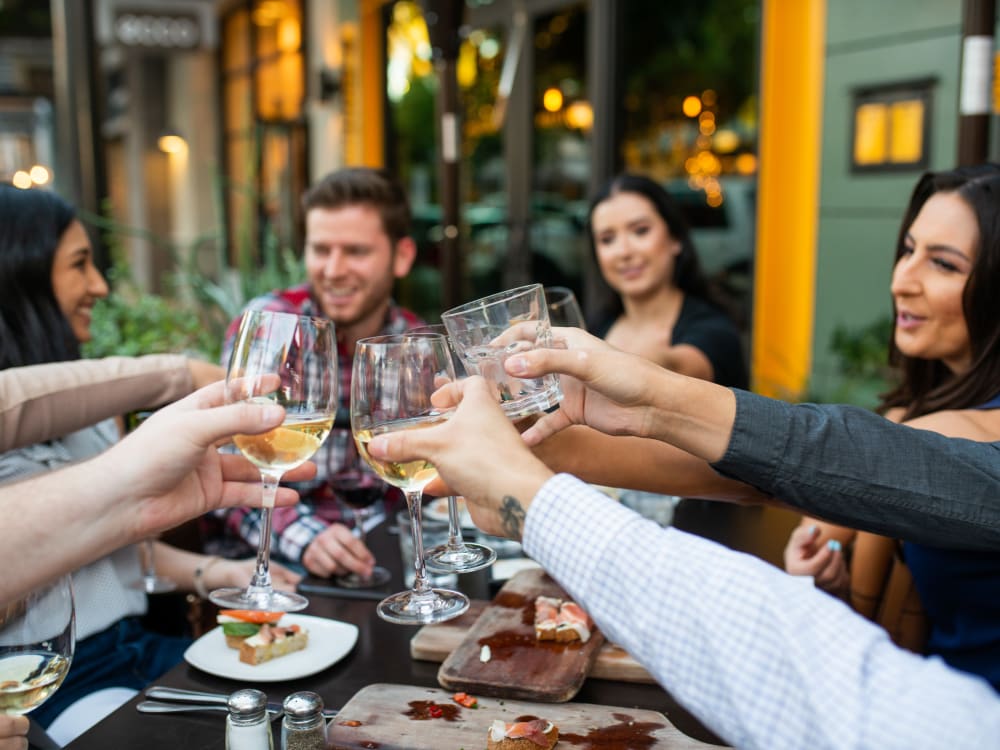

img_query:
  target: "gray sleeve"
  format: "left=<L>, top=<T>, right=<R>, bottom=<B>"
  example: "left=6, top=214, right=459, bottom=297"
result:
left=712, top=389, right=1000, bottom=550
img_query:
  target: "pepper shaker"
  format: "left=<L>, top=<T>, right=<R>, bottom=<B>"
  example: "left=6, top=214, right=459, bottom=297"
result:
left=281, top=691, right=327, bottom=750
left=226, top=688, right=274, bottom=750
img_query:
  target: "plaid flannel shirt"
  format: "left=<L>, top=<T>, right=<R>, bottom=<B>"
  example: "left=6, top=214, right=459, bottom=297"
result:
left=209, top=284, right=422, bottom=564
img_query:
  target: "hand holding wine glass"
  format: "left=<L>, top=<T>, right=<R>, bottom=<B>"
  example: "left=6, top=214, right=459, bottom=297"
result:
left=410, top=324, right=496, bottom=575
left=210, top=310, right=337, bottom=612
left=0, top=575, right=74, bottom=718
left=352, top=332, right=470, bottom=624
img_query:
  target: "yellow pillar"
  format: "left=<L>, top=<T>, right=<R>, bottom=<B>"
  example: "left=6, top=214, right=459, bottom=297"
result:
left=357, top=0, right=386, bottom=167
left=752, top=0, right=826, bottom=399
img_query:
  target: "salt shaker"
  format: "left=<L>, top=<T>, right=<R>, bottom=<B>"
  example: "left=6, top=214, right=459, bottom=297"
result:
left=281, top=691, right=327, bottom=750
left=226, top=688, right=274, bottom=750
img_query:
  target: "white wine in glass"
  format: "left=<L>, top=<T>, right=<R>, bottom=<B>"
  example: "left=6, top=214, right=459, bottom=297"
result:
left=210, top=309, right=337, bottom=612
left=352, top=333, right=469, bottom=625
left=410, top=323, right=495, bottom=575
left=0, top=575, right=75, bottom=716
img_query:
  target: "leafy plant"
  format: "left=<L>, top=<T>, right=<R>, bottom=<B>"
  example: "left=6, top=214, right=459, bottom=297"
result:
left=807, top=316, right=896, bottom=407
left=81, top=198, right=303, bottom=363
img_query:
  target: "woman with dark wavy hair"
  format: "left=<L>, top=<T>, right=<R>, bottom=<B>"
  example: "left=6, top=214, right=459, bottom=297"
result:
left=0, top=185, right=93, bottom=369
left=0, top=184, right=297, bottom=744
left=785, top=164, right=1000, bottom=690
left=587, top=173, right=747, bottom=388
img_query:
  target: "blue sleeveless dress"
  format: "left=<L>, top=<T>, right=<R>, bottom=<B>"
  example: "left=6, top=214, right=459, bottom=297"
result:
left=903, top=392, right=1000, bottom=690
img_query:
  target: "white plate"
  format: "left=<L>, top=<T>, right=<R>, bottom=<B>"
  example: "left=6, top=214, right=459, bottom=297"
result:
left=424, top=497, right=475, bottom=529
left=183, top=614, right=358, bottom=682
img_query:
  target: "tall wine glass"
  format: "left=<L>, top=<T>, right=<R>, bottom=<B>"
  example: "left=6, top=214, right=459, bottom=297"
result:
left=352, top=333, right=470, bottom=624
left=210, top=309, right=338, bottom=612
left=330, top=434, right=392, bottom=589
left=411, top=324, right=496, bottom=575
left=0, top=575, right=75, bottom=716
left=544, top=286, right=587, bottom=329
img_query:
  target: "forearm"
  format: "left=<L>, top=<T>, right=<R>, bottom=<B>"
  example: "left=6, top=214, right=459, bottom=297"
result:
left=716, top=391, right=1000, bottom=549
left=533, top=426, right=767, bottom=502
left=523, top=475, right=1000, bottom=749
left=642, top=369, right=737, bottom=463
left=0, top=355, right=193, bottom=451
left=0, top=457, right=135, bottom=603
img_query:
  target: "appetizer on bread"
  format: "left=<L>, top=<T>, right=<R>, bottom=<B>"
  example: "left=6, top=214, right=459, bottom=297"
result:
left=217, top=610, right=308, bottom=665
left=487, top=719, right=559, bottom=750
left=534, top=596, right=593, bottom=643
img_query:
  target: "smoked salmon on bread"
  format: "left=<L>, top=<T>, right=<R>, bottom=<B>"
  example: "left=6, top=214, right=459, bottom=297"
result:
left=534, top=596, right=593, bottom=643
left=487, top=719, right=559, bottom=750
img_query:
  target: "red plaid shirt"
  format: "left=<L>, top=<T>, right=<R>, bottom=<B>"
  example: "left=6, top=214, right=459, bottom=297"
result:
left=208, top=284, right=423, bottom=565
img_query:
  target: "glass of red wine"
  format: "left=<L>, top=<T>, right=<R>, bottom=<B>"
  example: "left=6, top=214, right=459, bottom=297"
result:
left=331, top=437, right=392, bottom=589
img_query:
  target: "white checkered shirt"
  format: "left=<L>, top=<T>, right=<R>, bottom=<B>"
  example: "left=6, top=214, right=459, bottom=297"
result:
left=522, top=474, right=1000, bottom=750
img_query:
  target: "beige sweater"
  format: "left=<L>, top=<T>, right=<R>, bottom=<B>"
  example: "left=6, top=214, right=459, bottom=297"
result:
left=0, top=355, right=194, bottom=452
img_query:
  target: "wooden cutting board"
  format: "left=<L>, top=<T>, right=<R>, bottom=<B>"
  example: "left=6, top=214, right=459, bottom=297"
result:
left=326, top=683, right=721, bottom=749
left=436, top=568, right=605, bottom=702
left=412, top=600, right=655, bottom=683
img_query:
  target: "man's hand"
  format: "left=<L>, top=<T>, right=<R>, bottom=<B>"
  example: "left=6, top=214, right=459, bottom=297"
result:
left=367, top=377, right=553, bottom=540
left=302, top=524, right=376, bottom=578
left=96, top=381, right=317, bottom=542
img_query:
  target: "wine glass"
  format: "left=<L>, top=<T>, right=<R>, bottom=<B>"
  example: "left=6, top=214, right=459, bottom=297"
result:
left=330, top=435, right=392, bottom=589
left=352, top=332, right=470, bottom=624
left=0, top=575, right=75, bottom=717
left=544, top=286, right=587, bottom=329
left=126, top=411, right=179, bottom=594
left=410, top=324, right=496, bottom=575
left=210, top=309, right=338, bottom=612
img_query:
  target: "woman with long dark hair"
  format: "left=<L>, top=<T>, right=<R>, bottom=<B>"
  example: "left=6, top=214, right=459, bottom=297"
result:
left=785, top=164, right=1000, bottom=689
left=0, top=184, right=298, bottom=743
left=587, top=173, right=747, bottom=388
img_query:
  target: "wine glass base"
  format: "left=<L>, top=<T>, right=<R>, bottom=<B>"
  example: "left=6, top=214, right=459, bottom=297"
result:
left=376, top=588, right=470, bottom=625
left=208, top=587, right=309, bottom=612
left=336, top=566, right=392, bottom=589
left=424, top=542, right=497, bottom=574
left=141, top=577, right=178, bottom=595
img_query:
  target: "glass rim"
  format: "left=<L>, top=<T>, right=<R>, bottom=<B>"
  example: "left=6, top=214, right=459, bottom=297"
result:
left=441, top=283, right=543, bottom=319
left=241, top=308, right=333, bottom=330
left=355, top=331, right=447, bottom=347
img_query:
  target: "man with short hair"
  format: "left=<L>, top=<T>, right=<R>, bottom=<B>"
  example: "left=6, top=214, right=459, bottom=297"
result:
left=212, top=167, right=422, bottom=579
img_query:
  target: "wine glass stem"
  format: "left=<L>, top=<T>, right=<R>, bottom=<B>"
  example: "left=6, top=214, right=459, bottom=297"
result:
left=446, top=496, right=466, bottom=551
left=143, top=538, right=157, bottom=579
left=405, top=489, right=432, bottom=595
left=249, top=472, right=280, bottom=593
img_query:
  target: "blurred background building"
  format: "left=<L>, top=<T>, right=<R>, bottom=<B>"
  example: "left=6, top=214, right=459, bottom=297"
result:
left=0, top=0, right=997, bottom=402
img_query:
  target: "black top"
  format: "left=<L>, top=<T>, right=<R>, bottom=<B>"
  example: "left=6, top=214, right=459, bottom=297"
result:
left=594, top=295, right=748, bottom=389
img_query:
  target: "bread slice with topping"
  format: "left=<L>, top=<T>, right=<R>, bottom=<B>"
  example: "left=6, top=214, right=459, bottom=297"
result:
left=486, top=719, right=559, bottom=750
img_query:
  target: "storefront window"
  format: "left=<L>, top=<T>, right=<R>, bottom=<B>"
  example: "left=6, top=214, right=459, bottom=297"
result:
left=221, top=0, right=306, bottom=265
left=619, top=0, right=759, bottom=332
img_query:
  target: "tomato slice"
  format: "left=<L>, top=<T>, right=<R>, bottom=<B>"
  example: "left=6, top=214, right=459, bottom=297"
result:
left=219, top=609, right=285, bottom=624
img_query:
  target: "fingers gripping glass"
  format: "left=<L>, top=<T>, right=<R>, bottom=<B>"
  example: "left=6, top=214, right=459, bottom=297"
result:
left=351, top=333, right=469, bottom=625
left=210, top=310, right=338, bottom=612
left=0, top=576, right=75, bottom=716
left=410, top=324, right=496, bottom=575
left=442, top=283, right=563, bottom=419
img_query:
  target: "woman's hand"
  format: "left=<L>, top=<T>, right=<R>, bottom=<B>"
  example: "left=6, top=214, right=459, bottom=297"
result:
left=784, top=524, right=850, bottom=598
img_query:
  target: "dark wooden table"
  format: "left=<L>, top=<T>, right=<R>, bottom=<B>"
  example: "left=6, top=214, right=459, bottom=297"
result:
left=63, top=500, right=799, bottom=749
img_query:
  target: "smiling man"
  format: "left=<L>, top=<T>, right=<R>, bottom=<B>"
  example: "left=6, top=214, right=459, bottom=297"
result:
left=210, top=168, right=422, bottom=580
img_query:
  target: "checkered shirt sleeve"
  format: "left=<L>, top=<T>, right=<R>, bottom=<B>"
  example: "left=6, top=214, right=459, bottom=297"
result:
left=523, top=473, right=1000, bottom=750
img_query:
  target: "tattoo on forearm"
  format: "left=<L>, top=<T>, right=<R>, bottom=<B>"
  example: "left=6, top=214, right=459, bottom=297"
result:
left=500, top=496, right=527, bottom=540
